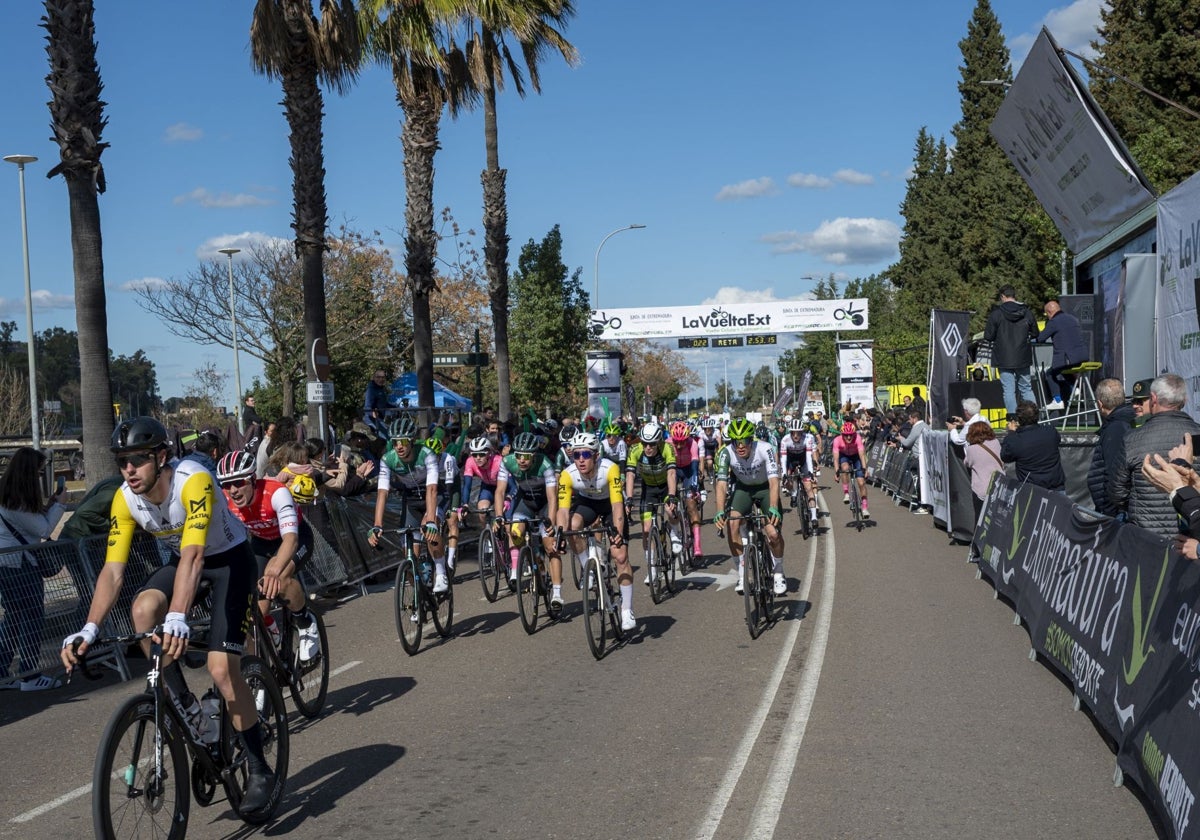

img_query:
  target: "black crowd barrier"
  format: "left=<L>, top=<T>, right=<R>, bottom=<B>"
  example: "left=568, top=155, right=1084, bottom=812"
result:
left=0, top=492, right=463, bottom=687
left=973, top=474, right=1200, bottom=840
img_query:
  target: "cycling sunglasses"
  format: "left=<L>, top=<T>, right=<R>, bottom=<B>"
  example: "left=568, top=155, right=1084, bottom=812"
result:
left=392, top=437, right=414, bottom=446
left=115, top=452, right=156, bottom=470
left=220, top=478, right=253, bottom=489
left=572, top=451, right=595, bottom=461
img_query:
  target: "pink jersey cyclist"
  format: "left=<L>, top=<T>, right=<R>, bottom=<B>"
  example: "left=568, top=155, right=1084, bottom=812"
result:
left=462, top=439, right=503, bottom=507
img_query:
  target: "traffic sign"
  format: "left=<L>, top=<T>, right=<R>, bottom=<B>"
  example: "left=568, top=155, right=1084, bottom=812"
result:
left=432, top=353, right=489, bottom=367
left=311, top=338, right=332, bottom=381
left=306, top=381, right=335, bottom=404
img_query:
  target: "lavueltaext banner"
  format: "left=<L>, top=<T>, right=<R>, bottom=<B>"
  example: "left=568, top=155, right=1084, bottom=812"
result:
left=1157, top=168, right=1200, bottom=421
left=591, top=298, right=869, bottom=341
left=973, top=474, right=1200, bottom=839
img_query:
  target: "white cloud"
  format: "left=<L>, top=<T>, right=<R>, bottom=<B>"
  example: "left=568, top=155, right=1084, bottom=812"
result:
left=701, top=286, right=821, bottom=305
left=761, top=217, right=901, bottom=265
left=1011, top=0, right=1104, bottom=67
left=196, top=232, right=290, bottom=262
left=164, top=122, right=203, bottom=143
left=787, top=172, right=832, bottom=189
left=715, top=177, right=778, bottom=201
left=119, top=277, right=169, bottom=292
left=0, top=291, right=75, bottom=317
left=833, top=168, right=874, bottom=186
left=173, top=187, right=273, bottom=208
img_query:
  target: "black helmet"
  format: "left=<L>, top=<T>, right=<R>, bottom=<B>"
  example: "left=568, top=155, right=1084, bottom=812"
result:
left=111, top=417, right=170, bottom=454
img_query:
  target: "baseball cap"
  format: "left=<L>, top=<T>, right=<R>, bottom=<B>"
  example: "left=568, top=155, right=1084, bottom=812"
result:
left=1131, top=378, right=1153, bottom=401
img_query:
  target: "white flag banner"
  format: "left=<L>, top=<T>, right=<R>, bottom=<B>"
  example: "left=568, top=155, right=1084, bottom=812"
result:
left=989, top=28, right=1154, bottom=253
left=591, top=298, right=868, bottom=340
left=1156, top=169, right=1200, bottom=417
left=837, top=340, right=874, bottom=410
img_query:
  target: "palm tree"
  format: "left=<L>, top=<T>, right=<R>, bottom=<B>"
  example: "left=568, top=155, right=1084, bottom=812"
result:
left=250, top=0, right=361, bottom=435
left=463, top=0, right=577, bottom=423
left=41, top=0, right=118, bottom=484
left=361, top=0, right=475, bottom=415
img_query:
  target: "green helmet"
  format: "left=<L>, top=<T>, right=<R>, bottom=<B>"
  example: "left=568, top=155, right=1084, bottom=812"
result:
left=727, top=418, right=756, bottom=441
left=389, top=416, right=418, bottom=440
left=603, top=423, right=622, bottom=437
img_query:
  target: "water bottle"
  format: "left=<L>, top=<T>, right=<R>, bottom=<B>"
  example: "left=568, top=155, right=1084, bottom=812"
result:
left=199, top=689, right=221, bottom=745
left=263, top=614, right=282, bottom=650
left=420, top=557, right=433, bottom=588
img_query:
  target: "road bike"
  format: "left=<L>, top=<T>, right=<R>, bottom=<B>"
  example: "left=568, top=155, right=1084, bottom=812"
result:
left=788, top=466, right=818, bottom=541
left=515, top=519, right=563, bottom=634
left=250, top=591, right=329, bottom=719
left=847, top=475, right=865, bottom=532
left=640, top=501, right=677, bottom=605
left=381, top=526, right=453, bottom=656
left=740, top=511, right=777, bottom=639
left=472, top=506, right=509, bottom=603
left=79, top=628, right=289, bottom=839
left=564, top=524, right=624, bottom=660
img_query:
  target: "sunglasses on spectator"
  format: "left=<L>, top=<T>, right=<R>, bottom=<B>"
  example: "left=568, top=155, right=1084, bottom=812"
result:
left=115, top=452, right=156, bottom=469
left=221, top=478, right=252, bottom=489
left=572, top=451, right=595, bottom=460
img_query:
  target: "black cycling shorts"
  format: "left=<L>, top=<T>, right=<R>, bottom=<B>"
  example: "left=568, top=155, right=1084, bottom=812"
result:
left=570, top=497, right=613, bottom=528
left=249, top=519, right=315, bottom=579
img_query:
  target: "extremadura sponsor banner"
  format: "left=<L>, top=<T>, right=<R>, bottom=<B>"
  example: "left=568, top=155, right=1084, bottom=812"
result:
left=973, top=475, right=1200, bottom=838
left=590, top=299, right=869, bottom=341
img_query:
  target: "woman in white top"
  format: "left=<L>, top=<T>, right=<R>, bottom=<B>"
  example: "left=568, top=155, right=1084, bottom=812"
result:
left=0, top=447, right=66, bottom=690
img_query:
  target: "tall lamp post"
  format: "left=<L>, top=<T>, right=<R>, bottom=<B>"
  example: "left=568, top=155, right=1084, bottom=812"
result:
left=593, top=224, right=646, bottom=313
left=5, top=154, right=39, bottom=450
left=218, top=248, right=244, bottom=434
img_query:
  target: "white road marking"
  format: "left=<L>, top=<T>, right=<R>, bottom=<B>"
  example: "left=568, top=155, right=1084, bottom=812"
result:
left=11, top=659, right=363, bottom=824
left=694, top=511, right=824, bottom=840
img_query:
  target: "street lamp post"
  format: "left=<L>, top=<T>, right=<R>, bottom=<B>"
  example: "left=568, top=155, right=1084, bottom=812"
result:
left=5, top=154, right=39, bottom=450
left=218, top=248, right=244, bottom=435
left=593, top=224, right=645, bottom=313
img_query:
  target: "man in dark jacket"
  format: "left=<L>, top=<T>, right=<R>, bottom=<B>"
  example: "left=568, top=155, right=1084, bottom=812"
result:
left=1037, top=300, right=1089, bottom=410
left=1000, top=401, right=1065, bottom=490
left=983, top=285, right=1038, bottom=415
left=1087, top=378, right=1135, bottom=516
left=1108, top=373, right=1200, bottom=536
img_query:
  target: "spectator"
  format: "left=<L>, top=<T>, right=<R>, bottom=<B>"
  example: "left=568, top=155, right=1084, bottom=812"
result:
left=1141, top=441, right=1200, bottom=556
left=0, top=447, right=67, bottom=690
left=1037, top=300, right=1089, bottom=410
left=59, top=476, right=123, bottom=541
left=947, top=397, right=989, bottom=446
left=963, top=421, right=1005, bottom=521
left=242, top=395, right=263, bottom=431
left=324, top=430, right=378, bottom=496
left=256, top=416, right=297, bottom=479
left=182, top=429, right=224, bottom=474
left=898, top=408, right=931, bottom=515
left=1109, top=373, right=1200, bottom=536
left=1087, top=378, right=1135, bottom=516
left=984, top=284, right=1038, bottom=415
left=1130, top=378, right=1152, bottom=426
left=910, top=387, right=927, bottom=422
left=363, top=369, right=392, bottom=439
left=1001, top=401, right=1065, bottom=491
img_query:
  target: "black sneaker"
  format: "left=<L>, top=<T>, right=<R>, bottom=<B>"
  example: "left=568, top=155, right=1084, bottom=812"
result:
left=241, top=768, right=276, bottom=813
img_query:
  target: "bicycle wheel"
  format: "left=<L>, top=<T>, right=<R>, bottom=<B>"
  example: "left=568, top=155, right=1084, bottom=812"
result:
left=800, top=499, right=812, bottom=540
left=431, top=574, right=454, bottom=639
left=647, top=528, right=667, bottom=605
left=234, top=657, right=289, bottom=824
left=607, top=573, right=626, bottom=643
left=665, top=524, right=680, bottom=588
left=395, top=558, right=423, bottom=655
left=571, top=543, right=582, bottom=590
left=288, top=610, right=329, bottom=718
left=516, top=545, right=540, bottom=634
left=479, top=529, right=501, bottom=603
left=93, top=693, right=190, bottom=840
left=850, top=481, right=863, bottom=531
left=678, top=512, right=694, bottom=575
left=757, top=535, right=776, bottom=619
left=581, top=557, right=607, bottom=660
left=743, top=539, right=764, bottom=639
left=541, top=549, right=562, bottom=621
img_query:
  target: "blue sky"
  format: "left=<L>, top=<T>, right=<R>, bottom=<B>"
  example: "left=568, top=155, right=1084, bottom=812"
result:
left=0, top=0, right=1105, bottom=412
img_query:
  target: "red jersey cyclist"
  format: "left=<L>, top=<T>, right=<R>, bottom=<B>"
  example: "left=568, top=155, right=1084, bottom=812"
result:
left=216, top=451, right=320, bottom=661
left=832, top=421, right=870, bottom=518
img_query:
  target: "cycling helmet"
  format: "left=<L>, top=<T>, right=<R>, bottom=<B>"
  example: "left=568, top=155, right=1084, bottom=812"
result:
left=571, top=431, right=600, bottom=453
left=789, top=418, right=805, bottom=432
left=701, top=417, right=718, bottom=429
left=727, top=418, right=755, bottom=441
left=467, top=436, right=493, bottom=455
left=559, top=424, right=579, bottom=444
left=288, top=473, right=317, bottom=504
left=512, top=432, right=541, bottom=455
left=603, top=423, right=622, bottom=437
left=841, top=421, right=856, bottom=436
left=755, top=423, right=771, bottom=441
left=424, top=436, right=444, bottom=456
left=216, top=450, right=257, bottom=482
left=389, top=416, right=418, bottom=440
left=669, top=421, right=690, bottom=442
left=111, top=417, right=170, bottom=453
left=639, top=422, right=663, bottom=444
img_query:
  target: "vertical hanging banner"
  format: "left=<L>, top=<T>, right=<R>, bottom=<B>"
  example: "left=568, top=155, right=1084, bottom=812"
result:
left=837, top=340, right=874, bottom=410
left=586, top=351, right=623, bottom=421
left=1157, top=169, right=1200, bottom=418
left=796, top=369, right=813, bottom=412
left=928, top=310, right=972, bottom=429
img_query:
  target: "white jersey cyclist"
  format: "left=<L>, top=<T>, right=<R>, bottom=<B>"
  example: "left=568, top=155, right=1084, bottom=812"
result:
left=778, top=431, right=816, bottom=475
left=377, top=446, right=440, bottom=495
left=716, top=439, right=780, bottom=486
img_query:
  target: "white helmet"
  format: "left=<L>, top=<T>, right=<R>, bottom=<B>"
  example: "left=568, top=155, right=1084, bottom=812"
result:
left=571, top=431, right=600, bottom=453
left=639, top=423, right=663, bottom=444
left=789, top=418, right=805, bottom=432
left=467, top=436, right=493, bottom=455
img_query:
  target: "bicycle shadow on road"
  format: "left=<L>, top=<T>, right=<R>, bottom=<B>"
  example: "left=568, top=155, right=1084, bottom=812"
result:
left=632, top=613, right=677, bottom=642
left=453, top=609, right=521, bottom=638
left=315, top=676, right=417, bottom=720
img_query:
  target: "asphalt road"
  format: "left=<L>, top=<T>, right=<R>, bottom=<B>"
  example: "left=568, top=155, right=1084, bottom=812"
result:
left=0, top=479, right=1162, bottom=839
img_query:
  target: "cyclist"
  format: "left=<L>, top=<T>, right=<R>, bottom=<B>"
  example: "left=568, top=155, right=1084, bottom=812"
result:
left=712, top=417, right=787, bottom=597
left=215, top=451, right=320, bottom=661
left=559, top=431, right=635, bottom=630
left=460, top=435, right=502, bottom=526
left=600, top=422, right=628, bottom=471
left=554, top=424, right=579, bottom=472
left=779, top=418, right=819, bottom=526
left=833, top=420, right=870, bottom=518
left=426, top=436, right=462, bottom=578
left=61, top=417, right=277, bottom=814
left=625, top=422, right=680, bottom=585
left=668, top=420, right=704, bottom=560
left=699, top=417, right=722, bottom=488
left=493, top=431, right=563, bottom=604
left=366, top=417, right=448, bottom=593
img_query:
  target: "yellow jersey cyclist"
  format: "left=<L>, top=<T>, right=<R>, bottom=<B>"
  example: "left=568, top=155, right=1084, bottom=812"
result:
left=712, top=417, right=787, bottom=597
left=493, top=431, right=562, bottom=603
left=216, top=450, right=320, bottom=661
left=367, top=417, right=448, bottom=593
left=557, top=431, right=635, bottom=631
left=60, top=418, right=277, bottom=814
left=625, top=422, right=681, bottom=585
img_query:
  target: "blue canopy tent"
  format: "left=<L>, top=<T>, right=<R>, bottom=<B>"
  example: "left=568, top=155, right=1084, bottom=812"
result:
left=388, top=373, right=473, bottom=410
